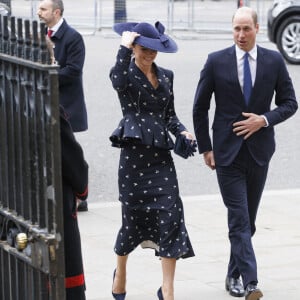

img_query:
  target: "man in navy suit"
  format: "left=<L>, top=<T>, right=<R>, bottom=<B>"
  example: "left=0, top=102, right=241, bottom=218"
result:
left=38, top=0, right=88, bottom=132
left=38, top=0, right=89, bottom=211
left=193, top=7, right=297, bottom=300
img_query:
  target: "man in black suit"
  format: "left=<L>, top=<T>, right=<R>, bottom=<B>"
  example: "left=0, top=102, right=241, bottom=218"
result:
left=38, top=0, right=89, bottom=211
left=193, top=7, right=297, bottom=300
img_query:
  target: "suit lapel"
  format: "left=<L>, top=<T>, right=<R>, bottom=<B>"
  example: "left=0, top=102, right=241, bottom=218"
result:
left=227, top=46, right=244, bottom=100
left=53, top=20, right=68, bottom=40
left=228, top=45, right=265, bottom=107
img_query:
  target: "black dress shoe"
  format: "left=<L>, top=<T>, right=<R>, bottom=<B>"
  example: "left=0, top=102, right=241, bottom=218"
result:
left=77, top=200, right=88, bottom=212
left=245, top=284, right=263, bottom=300
left=225, top=276, right=245, bottom=297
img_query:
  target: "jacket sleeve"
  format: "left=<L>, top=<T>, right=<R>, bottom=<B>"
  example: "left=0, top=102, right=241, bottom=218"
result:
left=60, top=108, right=88, bottom=200
left=193, top=54, right=214, bottom=153
left=57, top=31, right=85, bottom=87
left=264, top=52, right=298, bottom=126
left=109, top=45, right=133, bottom=92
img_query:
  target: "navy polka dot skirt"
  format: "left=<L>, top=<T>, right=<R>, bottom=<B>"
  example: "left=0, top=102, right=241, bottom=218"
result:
left=114, top=144, right=195, bottom=259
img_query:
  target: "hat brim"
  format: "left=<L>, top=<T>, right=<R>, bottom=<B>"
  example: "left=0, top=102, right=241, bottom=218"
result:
left=113, top=22, right=178, bottom=53
left=113, top=22, right=139, bottom=35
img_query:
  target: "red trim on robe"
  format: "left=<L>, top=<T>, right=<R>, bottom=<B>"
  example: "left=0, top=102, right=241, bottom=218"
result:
left=76, top=186, right=88, bottom=199
left=65, top=274, right=85, bottom=289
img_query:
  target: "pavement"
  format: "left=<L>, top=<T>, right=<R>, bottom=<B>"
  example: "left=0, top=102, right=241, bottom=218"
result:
left=78, top=188, right=300, bottom=300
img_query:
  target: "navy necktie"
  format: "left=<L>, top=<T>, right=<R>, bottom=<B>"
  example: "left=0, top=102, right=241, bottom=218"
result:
left=243, top=52, right=252, bottom=105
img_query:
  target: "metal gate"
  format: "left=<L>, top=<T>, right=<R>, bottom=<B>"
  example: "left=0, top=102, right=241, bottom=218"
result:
left=0, top=15, right=65, bottom=300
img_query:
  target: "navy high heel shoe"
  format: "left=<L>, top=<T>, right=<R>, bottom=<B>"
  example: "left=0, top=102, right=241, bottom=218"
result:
left=112, top=269, right=126, bottom=300
left=157, top=287, right=164, bottom=300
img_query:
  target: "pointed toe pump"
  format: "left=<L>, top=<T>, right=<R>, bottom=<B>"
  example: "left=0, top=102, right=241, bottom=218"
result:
left=157, top=287, right=164, bottom=300
left=112, top=269, right=126, bottom=300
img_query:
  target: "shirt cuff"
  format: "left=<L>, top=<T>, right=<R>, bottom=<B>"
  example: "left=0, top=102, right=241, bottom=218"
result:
left=261, top=115, right=269, bottom=127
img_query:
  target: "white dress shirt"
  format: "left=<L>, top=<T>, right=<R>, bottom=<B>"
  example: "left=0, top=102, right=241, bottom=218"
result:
left=235, top=45, right=257, bottom=90
left=48, top=17, right=64, bottom=36
left=235, top=45, right=268, bottom=126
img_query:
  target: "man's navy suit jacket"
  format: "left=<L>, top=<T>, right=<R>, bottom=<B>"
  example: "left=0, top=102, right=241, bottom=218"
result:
left=193, top=45, right=298, bottom=166
left=51, top=20, right=88, bottom=132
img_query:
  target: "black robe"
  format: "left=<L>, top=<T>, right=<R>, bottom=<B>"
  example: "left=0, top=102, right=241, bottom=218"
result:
left=60, top=107, right=88, bottom=300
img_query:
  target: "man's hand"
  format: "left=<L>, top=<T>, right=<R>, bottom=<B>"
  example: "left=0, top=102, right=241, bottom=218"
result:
left=233, top=112, right=266, bottom=140
left=203, top=151, right=215, bottom=170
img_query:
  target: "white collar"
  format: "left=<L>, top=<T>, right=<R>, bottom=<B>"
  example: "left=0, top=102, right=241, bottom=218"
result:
left=235, top=45, right=257, bottom=60
left=48, top=18, right=64, bottom=34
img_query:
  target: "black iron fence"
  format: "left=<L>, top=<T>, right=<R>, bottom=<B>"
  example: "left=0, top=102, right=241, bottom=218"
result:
left=0, top=14, right=65, bottom=300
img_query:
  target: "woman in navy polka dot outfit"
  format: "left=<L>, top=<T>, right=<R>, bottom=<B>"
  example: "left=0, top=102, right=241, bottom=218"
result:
left=109, top=21, right=195, bottom=300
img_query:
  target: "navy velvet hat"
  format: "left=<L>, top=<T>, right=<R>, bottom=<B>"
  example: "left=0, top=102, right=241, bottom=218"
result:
left=113, top=21, right=178, bottom=53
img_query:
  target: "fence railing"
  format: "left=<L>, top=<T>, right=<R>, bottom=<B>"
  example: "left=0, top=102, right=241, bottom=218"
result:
left=0, top=14, right=65, bottom=300
left=9, top=0, right=273, bottom=36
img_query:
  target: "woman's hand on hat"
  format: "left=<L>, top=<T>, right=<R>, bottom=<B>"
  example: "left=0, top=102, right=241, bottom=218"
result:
left=121, top=31, right=140, bottom=49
